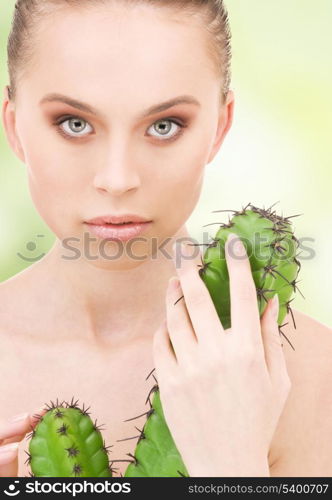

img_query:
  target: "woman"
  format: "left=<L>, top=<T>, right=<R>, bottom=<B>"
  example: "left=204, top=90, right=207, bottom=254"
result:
left=0, top=0, right=331, bottom=477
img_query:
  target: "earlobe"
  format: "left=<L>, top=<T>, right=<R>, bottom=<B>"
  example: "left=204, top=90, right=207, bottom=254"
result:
left=2, top=87, right=26, bottom=163
left=207, top=89, right=235, bottom=164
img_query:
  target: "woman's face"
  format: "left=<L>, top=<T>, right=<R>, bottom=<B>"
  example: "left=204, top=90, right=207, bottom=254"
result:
left=3, top=3, right=234, bottom=268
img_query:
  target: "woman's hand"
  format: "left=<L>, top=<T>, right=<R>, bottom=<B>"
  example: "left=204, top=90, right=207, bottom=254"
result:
left=0, top=407, right=47, bottom=476
left=153, top=233, right=292, bottom=477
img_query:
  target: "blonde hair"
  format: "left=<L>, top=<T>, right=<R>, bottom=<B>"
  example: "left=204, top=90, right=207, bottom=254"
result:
left=7, top=0, right=232, bottom=103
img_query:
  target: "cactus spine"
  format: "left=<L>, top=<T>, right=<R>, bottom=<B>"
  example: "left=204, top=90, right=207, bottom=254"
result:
left=26, top=398, right=113, bottom=477
left=123, top=202, right=303, bottom=477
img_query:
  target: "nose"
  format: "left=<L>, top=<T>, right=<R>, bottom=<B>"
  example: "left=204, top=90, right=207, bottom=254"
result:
left=93, top=137, right=141, bottom=196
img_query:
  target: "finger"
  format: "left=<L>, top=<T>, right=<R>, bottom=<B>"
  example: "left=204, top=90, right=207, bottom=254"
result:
left=225, top=233, right=262, bottom=350
left=153, top=318, right=178, bottom=382
left=0, top=413, right=30, bottom=446
left=166, top=276, right=198, bottom=365
left=0, top=407, right=47, bottom=446
left=0, top=442, right=19, bottom=477
left=173, top=241, right=224, bottom=344
left=261, top=295, right=290, bottom=387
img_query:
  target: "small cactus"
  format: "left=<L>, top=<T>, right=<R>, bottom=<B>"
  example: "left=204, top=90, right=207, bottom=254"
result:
left=124, top=202, right=303, bottom=477
left=26, top=398, right=113, bottom=477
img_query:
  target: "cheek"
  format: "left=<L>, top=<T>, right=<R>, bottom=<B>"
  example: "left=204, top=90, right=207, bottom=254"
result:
left=157, top=145, right=206, bottom=225
left=23, top=126, right=83, bottom=206
left=172, top=138, right=207, bottom=193
left=173, top=161, right=204, bottom=214
left=25, top=146, right=81, bottom=237
left=15, top=113, right=82, bottom=236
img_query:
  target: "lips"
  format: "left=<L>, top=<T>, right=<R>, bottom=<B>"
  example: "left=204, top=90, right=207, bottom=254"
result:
left=86, top=214, right=151, bottom=225
left=84, top=219, right=153, bottom=242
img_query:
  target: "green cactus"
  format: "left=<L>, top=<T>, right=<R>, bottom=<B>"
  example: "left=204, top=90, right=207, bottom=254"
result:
left=26, top=398, right=113, bottom=477
left=123, top=202, right=303, bottom=477
left=122, top=387, right=189, bottom=477
left=199, top=201, right=303, bottom=330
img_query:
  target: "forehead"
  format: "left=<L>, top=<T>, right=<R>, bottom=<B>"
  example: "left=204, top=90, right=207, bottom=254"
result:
left=23, top=4, right=216, bottom=106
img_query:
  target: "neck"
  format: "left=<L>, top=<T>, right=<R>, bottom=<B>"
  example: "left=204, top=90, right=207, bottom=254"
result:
left=36, top=225, right=193, bottom=345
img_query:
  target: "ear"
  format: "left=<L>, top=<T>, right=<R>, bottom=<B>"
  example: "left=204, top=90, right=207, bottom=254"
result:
left=2, top=85, right=26, bottom=163
left=206, top=89, right=234, bottom=164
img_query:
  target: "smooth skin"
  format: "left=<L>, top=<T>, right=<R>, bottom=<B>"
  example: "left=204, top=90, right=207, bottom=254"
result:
left=153, top=236, right=290, bottom=477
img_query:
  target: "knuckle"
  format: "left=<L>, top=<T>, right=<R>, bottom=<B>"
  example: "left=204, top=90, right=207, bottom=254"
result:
left=189, top=292, right=206, bottom=309
left=0, top=442, right=18, bottom=454
left=160, top=374, right=182, bottom=395
left=237, top=282, right=256, bottom=302
left=203, top=349, right=225, bottom=372
left=182, top=364, right=203, bottom=384
left=270, top=334, right=283, bottom=348
left=228, top=343, right=264, bottom=371
left=275, top=374, right=292, bottom=402
left=182, top=360, right=218, bottom=386
left=0, top=427, right=10, bottom=441
left=233, top=344, right=256, bottom=362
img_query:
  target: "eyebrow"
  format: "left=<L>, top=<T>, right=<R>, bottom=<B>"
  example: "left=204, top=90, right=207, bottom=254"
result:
left=39, top=93, right=201, bottom=119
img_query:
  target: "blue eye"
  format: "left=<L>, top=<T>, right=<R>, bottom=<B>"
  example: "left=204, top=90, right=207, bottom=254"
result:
left=56, top=117, right=93, bottom=138
left=147, top=118, right=185, bottom=142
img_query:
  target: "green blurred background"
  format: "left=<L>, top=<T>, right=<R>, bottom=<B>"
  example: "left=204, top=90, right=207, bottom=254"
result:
left=0, top=1, right=331, bottom=327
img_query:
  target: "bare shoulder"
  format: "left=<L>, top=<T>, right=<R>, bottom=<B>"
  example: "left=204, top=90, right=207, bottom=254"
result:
left=270, top=307, right=332, bottom=476
left=0, top=276, right=19, bottom=335
left=0, top=273, right=22, bottom=318
left=0, top=264, right=42, bottom=336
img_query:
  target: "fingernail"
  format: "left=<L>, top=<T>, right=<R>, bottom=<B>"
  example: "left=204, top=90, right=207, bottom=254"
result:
left=9, top=412, right=29, bottom=423
left=271, top=295, right=279, bottom=317
left=227, top=233, right=246, bottom=258
left=168, top=277, right=180, bottom=292
left=0, top=442, right=19, bottom=453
